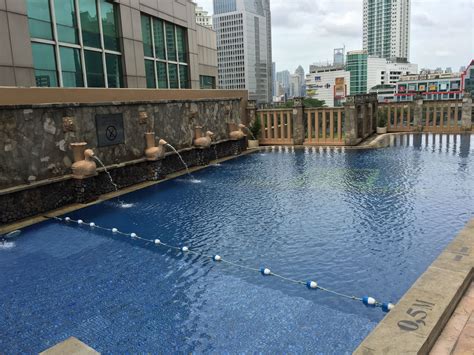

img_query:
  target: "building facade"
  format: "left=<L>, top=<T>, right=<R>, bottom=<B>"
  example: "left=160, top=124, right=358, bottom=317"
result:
left=0, top=0, right=217, bottom=90
left=294, top=65, right=305, bottom=97
left=395, top=71, right=465, bottom=102
left=213, top=0, right=272, bottom=103
left=195, top=5, right=212, bottom=28
left=347, top=50, right=417, bottom=96
left=276, top=69, right=290, bottom=97
left=463, top=60, right=474, bottom=96
left=305, top=64, right=350, bottom=107
left=346, top=51, right=368, bottom=94
left=289, top=74, right=301, bottom=98
left=363, top=0, right=410, bottom=61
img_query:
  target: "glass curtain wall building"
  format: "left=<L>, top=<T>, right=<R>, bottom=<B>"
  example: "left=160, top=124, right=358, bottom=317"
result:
left=346, top=51, right=368, bottom=95
left=5, top=0, right=218, bottom=89
left=26, top=0, right=123, bottom=88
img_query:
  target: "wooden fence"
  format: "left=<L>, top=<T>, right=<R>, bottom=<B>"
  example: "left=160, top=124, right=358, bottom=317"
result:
left=380, top=100, right=464, bottom=132
left=258, top=109, right=294, bottom=145
left=304, top=108, right=345, bottom=145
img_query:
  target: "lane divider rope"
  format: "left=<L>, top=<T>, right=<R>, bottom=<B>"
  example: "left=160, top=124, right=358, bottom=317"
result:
left=46, top=215, right=395, bottom=313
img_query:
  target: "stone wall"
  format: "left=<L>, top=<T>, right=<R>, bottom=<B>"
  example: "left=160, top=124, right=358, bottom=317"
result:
left=0, top=97, right=243, bottom=189
left=0, top=138, right=248, bottom=225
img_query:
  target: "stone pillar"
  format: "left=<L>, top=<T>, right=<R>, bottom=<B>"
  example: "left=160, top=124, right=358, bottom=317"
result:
left=461, top=92, right=472, bottom=131
left=344, top=96, right=358, bottom=145
left=413, top=94, right=424, bottom=131
left=246, top=100, right=257, bottom=126
left=372, top=101, right=379, bottom=133
left=359, top=103, right=367, bottom=139
left=292, top=97, right=305, bottom=145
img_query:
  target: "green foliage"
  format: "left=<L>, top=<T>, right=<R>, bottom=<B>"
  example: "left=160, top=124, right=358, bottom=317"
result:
left=377, top=109, right=387, bottom=127
left=249, top=118, right=261, bottom=139
left=280, top=98, right=326, bottom=108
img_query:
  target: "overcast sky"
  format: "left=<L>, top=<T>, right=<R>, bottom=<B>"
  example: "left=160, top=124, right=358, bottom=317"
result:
left=196, top=0, right=474, bottom=74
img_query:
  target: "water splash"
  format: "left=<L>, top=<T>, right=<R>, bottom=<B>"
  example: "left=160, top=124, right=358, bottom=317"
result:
left=118, top=203, right=135, bottom=208
left=242, top=126, right=256, bottom=140
left=93, top=156, right=127, bottom=206
left=0, top=230, right=20, bottom=250
left=212, top=144, right=221, bottom=167
left=0, top=241, right=15, bottom=250
left=166, top=144, right=201, bottom=182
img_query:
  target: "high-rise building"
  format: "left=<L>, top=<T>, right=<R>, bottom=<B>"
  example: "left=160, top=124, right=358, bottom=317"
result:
left=272, top=62, right=276, bottom=97
left=295, top=65, right=305, bottom=97
left=334, top=48, right=345, bottom=66
left=213, top=0, right=272, bottom=103
left=195, top=5, right=213, bottom=28
left=290, top=74, right=301, bottom=98
left=276, top=70, right=290, bottom=96
left=363, top=0, right=410, bottom=61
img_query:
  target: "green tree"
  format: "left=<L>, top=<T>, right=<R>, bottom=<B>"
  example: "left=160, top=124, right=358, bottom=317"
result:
left=280, top=98, right=326, bottom=108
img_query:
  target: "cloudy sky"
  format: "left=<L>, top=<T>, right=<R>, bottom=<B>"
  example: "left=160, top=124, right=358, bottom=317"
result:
left=196, top=0, right=473, bottom=74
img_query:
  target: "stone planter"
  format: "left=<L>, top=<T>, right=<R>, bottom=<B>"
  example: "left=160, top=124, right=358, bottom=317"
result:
left=376, top=127, right=387, bottom=134
left=248, top=139, right=259, bottom=148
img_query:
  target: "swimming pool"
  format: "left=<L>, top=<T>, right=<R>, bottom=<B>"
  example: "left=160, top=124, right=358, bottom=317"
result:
left=1, top=134, right=473, bottom=353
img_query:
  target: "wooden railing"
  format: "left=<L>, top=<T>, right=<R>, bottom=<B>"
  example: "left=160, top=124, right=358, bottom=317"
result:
left=422, top=101, right=463, bottom=131
left=304, top=108, right=345, bottom=145
left=381, top=100, right=464, bottom=132
left=258, top=109, right=294, bottom=145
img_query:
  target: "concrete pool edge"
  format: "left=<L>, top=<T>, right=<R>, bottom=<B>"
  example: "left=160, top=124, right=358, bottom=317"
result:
left=0, top=148, right=260, bottom=235
left=354, top=218, right=474, bottom=354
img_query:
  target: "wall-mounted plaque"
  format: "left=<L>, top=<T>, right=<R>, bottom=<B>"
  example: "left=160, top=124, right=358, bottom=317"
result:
left=96, top=113, right=125, bottom=147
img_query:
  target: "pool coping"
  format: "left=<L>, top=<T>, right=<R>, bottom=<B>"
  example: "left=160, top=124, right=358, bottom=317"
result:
left=354, top=218, right=474, bottom=354
left=0, top=148, right=259, bottom=235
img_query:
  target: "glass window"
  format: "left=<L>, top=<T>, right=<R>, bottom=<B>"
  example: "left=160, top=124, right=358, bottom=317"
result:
left=179, top=65, right=188, bottom=88
left=168, top=63, right=178, bottom=88
left=100, top=0, right=120, bottom=51
left=60, top=47, right=84, bottom=87
left=79, top=0, right=101, bottom=48
left=31, top=43, right=58, bottom=87
left=55, top=0, right=79, bottom=44
left=165, top=23, right=176, bottom=61
left=26, top=0, right=53, bottom=40
left=106, top=53, right=123, bottom=88
left=176, top=27, right=187, bottom=63
left=153, top=19, right=166, bottom=60
left=145, top=60, right=155, bottom=88
left=157, top=62, right=168, bottom=89
left=141, top=14, right=188, bottom=89
left=141, top=15, right=153, bottom=57
left=84, top=50, right=104, bottom=87
left=200, top=75, right=215, bottom=89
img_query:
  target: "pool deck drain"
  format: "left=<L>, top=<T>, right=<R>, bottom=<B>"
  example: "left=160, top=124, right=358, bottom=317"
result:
left=355, top=219, right=474, bottom=354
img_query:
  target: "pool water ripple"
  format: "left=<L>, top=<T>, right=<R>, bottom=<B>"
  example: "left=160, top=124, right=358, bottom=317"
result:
left=0, top=134, right=473, bottom=353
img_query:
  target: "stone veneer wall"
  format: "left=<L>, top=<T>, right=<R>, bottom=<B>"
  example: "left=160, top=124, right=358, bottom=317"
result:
left=0, top=98, right=242, bottom=189
left=0, top=138, right=248, bottom=225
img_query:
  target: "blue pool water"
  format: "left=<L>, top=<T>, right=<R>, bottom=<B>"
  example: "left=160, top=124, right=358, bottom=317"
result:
left=1, top=134, right=473, bottom=353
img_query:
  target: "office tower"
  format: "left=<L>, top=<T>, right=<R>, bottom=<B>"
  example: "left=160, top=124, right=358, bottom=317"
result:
left=213, top=0, right=272, bottom=103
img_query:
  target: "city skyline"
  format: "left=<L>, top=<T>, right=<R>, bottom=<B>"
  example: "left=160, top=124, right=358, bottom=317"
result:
left=198, top=0, right=473, bottom=73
